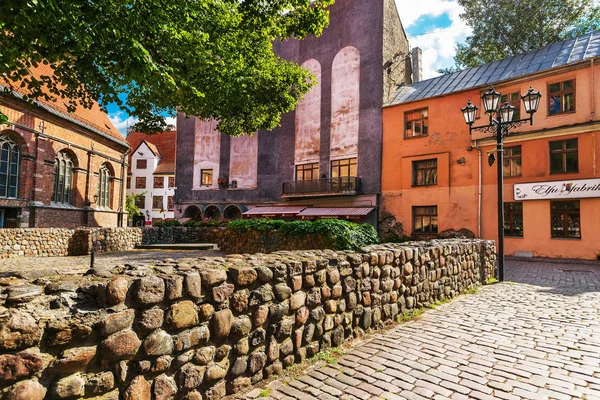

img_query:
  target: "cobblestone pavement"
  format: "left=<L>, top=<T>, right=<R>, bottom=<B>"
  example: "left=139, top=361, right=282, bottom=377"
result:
left=0, top=249, right=225, bottom=276
left=253, top=259, right=600, bottom=400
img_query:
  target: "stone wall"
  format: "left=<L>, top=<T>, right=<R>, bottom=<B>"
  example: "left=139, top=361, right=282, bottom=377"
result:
left=0, top=227, right=142, bottom=258
left=142, top=227, right=329, bottom=254
left=0, top=239, right=496, bottom=399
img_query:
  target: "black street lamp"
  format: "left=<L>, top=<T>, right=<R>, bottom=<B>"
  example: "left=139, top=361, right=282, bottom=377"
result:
left=461, top=86, right=542, bottom=281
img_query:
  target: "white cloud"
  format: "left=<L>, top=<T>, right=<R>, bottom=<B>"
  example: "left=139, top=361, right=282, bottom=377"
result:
left=395, top=0, right=471, bottom=79
left=108, top=113, right=177, bottom=135
left=108, top=113, right=138, bottom=136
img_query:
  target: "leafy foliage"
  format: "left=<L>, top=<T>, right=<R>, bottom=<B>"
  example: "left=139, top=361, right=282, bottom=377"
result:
left=228, top=218, right=379, bottom=250
left=0, top=0, right=333, bottom=135
left=125, top=192, right=145, bottom=221
left=182, top=219, right=229, bottom=228
left=152, top=219, right=182, bottom=227
left=454, top=0, right=600, bottom=68
left=228, top=218, right=286, bottom=232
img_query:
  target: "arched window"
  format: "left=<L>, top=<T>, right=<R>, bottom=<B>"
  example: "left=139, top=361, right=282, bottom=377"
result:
left=98, top=164, right=111, bottom=208
left=52, top=152, right=74, bottom=204
left=0, top=136, right=20, bottom=198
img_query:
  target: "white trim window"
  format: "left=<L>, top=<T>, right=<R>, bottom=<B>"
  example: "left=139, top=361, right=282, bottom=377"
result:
left=98, top=165, right=111, bottom=208
left=52, top=152, right=74, bottom=204
left=0, top=136, right=20, bottom=199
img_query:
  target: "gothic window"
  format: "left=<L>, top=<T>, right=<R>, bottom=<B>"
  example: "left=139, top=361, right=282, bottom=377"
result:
left=98, top=164, right=111, bottom=208
left=0, top=135, right=20, bottom=198
left=52, top=152, right=74, bottom=204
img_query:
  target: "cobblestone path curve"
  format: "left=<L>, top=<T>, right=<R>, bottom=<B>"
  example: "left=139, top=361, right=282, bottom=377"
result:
left=250, top=260, right=600, bottom=400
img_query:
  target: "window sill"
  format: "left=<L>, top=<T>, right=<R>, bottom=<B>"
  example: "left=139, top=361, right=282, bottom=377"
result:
left=503, top=175, right=522, bottom=179
left=547, top=110, right=576, bottom=117
left=549, top=171, right=579, bottom=175
left=550, top=237, right=581, bottom=240
left=505, top=235, right=524, bottom=238
left=404, top=134, right=429, bottom=140
left=411, top=184, right=439, bottom=188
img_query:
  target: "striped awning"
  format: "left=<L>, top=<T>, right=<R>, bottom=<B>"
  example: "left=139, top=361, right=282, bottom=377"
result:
left=243, top=206, right=307, bottom=216
left=297, top=207, right=374, bottom=219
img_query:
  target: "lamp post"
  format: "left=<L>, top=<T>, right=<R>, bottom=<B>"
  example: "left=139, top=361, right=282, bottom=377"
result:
left=461, top=86, right=542, bottom=281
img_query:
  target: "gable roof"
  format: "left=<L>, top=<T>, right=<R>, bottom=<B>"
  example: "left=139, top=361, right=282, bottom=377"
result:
left=386, top=30, right=600, bottom=107
left=127, top=130, right=177, bottom=174
left=0, top=64, right=128, bottom=147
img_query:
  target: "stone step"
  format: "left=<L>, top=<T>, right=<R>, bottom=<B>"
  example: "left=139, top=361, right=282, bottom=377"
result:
left=136, top=243, right=219, bottom=250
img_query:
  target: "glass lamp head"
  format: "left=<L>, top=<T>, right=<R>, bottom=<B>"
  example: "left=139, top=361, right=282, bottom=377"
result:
left=481, top=86, right=501, bottom=114
left=499, top=102, right=516, bottom=122
left=461, top=100, right=478, bottom=125
left=522, top=86, right=542, bottom=114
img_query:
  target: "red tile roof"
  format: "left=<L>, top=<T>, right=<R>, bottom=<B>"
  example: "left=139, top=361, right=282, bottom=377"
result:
left=127, top=130, right=177, bottom=175
left=0, top=65, right=126, bottom=145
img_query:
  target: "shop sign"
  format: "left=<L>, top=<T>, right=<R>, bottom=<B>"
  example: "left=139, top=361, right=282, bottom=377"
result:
left=514, top=178, right=600, bottom=200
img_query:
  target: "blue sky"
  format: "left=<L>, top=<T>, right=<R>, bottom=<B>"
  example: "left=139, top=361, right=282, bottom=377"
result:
left=107, top=1, right=469, bottom=135
left=395, top=0, right=470, bottom=79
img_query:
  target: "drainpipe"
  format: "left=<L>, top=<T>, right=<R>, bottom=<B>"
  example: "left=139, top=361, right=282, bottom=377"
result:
left=473, top=140, right=482, bottom=238
left=118, top=150, right=129, bottom=227
left=591, top=58, right=595, bottom=120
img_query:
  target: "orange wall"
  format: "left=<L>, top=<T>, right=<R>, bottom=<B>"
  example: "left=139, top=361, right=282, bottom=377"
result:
left=382, top=59, right=600, bottom=259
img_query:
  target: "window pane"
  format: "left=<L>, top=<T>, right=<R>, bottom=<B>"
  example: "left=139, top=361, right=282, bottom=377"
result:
left=563, top=80, right=573, bottom=90
left=549, top=96, right=561, bottom=115
left=563, top=93, right=574, bottom=112
left=550, top=153, right=563, bottom=173
left=567, top=214, right=581, bottom=238
left=512, top=157, right=522, bottom=176
left=565, top=139, right=578, bottom=150
left=549, top=141, right=563, bottom=151
left=565, top=152, right=578, bottom=172
left=549, top=83, right=561, bottom=93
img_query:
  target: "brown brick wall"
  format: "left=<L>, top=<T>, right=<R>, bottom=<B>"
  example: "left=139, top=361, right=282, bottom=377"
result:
left=0, top=99, right=129, bottom=227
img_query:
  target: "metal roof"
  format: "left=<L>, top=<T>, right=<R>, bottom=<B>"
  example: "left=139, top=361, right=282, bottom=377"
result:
left=297, top=207, right=375, bottom=217
left=386, top=30, right=600, bottom=107
left=243, top=206, right=307, bottom=215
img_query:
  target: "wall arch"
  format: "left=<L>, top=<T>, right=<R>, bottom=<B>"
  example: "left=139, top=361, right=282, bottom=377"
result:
left=223, top=205, right=243, bottom=220
left=0, top=129, right=29, bottom=157
left=295, top=59, right=322, bottom=165
left=183, top=205, right=202, bottom=220
left=204, top=205, right=222, bottom=220
left=330, top=46, right=360, bottom=160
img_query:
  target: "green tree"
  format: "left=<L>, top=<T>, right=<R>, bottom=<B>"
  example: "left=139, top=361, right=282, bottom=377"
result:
left=454, top=0, right=600, bottom=68
left=0, top=0, right=333, bottom=135
left=125, top=192, right=145, bottom=223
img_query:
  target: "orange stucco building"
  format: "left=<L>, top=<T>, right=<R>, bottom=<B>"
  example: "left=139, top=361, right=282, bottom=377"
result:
left=382, top=31, right=600, bottom=260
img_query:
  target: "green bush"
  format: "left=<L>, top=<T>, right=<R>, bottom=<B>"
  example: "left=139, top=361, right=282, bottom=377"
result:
left=152, top=219, right=182, bottom=228
left=228, top=219, right=286, bottom=232
left=182, top=219, right=228, bottom=228
left=229, top=218, right=379, bottom=250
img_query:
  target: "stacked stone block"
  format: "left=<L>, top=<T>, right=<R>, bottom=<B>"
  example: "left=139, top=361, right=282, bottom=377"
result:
left=141, top=226, right=328, bottom=254
left=0, top=239, right=496, bottom=399
left=0, top=228, right=142, bottom=258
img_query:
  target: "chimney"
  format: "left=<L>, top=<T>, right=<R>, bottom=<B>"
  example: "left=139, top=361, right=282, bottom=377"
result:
left=411, top=47, right=423, bottom=83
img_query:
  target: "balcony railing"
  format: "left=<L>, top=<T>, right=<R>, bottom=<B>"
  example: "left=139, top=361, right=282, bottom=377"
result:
left=282, top=176, right=361, bottom=197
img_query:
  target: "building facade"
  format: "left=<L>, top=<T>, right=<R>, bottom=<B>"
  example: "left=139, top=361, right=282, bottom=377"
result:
left=382, top=31, right=600, bottom=259
left=0, top=66, right=129, bottom=228
left=175, top=0, right=413, bottom=225
left=126, top=131, right=177, bottom=225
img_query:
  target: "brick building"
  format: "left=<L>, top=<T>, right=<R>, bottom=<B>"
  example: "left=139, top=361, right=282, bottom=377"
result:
left=175, top=0, right=416, bottom=226
left=126, top=130, right=177, bottom=225
left=0, top=66, right=129, bottom=228
left=382, top=31, right=600, bottom=259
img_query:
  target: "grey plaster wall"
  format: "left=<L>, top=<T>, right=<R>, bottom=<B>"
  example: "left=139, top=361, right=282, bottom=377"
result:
left=175, top=0, right=410, bottom=207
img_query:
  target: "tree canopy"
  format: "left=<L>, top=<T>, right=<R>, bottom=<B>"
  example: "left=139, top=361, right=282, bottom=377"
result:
left=454, top=0, right=600, bottom=69
left=0, top=0, right=333, bottom=135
